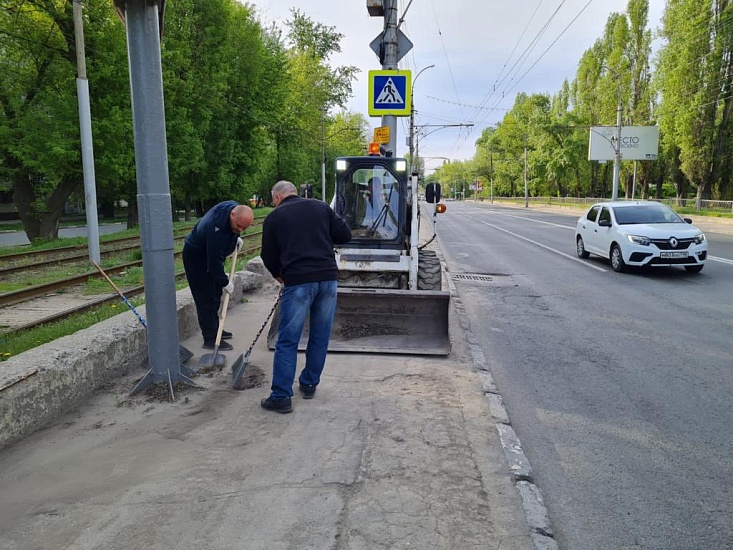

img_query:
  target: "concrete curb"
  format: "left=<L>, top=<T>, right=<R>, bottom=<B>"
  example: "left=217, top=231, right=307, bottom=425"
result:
left=0, top=260, right=264, bottom=449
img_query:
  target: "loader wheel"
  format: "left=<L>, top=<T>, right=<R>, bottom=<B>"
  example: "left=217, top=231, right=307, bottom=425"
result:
left=418, top=249, right=442, bottom=291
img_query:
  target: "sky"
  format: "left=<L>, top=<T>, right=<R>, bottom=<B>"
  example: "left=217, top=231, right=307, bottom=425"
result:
left=251, top=0, right=665, bottom=174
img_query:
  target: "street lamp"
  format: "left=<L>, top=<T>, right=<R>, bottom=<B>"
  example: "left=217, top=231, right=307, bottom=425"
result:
left=409, top=64, right=435, bottom=174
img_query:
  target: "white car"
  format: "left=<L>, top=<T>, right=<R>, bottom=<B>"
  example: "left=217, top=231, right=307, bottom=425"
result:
left=575, top=201, right=707, bottom=273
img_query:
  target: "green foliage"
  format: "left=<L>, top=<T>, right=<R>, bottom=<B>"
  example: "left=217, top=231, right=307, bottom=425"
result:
left=1, top=0, right=360, bottom=241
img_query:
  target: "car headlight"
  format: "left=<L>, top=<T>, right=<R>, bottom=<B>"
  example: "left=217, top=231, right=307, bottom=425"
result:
left=627, top=235, right=650, bottom=246
left=693, top=233, right=705, bottom=244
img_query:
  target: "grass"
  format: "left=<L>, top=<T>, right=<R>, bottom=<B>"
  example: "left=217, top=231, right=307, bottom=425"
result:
left=0, top=252, right=256, bottom=362
left=0, top=215, right=264, bottom=363
left=477, top=197, right=733, bottom=219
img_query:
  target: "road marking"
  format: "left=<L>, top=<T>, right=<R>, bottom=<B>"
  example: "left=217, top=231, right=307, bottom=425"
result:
left=474, top=218, right=608, bottom=272
left=485, top=209, right=575, bottom=229
left=478, top=210, right=733, bottom=267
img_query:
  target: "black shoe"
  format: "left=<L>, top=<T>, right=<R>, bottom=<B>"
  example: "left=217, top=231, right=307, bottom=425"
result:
left=203, top=340, right=233, bottom=351
left=261, top=396, right=293, bottom=414
left=299, top=384, right=317, bottom=399
left=221, top=330, right=233, bottom=340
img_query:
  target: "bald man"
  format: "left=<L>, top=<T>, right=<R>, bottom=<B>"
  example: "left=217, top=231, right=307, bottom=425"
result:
left=183, top=201, right=254, bottom=350
left=259, top=181, right=352, bottom=413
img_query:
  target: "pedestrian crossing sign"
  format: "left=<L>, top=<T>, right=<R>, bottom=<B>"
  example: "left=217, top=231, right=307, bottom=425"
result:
left=368, top=70, right=412, bottom=116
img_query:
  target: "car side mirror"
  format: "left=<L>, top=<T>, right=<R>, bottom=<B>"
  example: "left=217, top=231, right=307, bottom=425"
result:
left=598, top=219, right=611, bottom=227
left=684, top=217, right=693, bottom=224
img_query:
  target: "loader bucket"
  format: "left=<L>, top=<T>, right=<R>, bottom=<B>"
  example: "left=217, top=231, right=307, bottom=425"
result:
left=267, top=288, right=451, bottom=355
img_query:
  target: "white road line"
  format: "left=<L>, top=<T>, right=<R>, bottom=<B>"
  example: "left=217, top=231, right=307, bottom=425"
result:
left=471, top=211, right=733, bottom=267
left=485, top=210, right=575, bottom=230
left=474, top=219, right=608, bottom=272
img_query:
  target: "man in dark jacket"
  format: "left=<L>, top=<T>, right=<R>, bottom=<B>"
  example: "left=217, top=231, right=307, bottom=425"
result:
left=183, top=201, right=254, bottom=350
left=260, top=180, right=352, bottom=413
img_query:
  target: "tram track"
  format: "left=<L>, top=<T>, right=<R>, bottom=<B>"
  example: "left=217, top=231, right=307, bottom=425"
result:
left=0, top=228, right=193, bottom=275
left=0, top=232, right=263, bottom=338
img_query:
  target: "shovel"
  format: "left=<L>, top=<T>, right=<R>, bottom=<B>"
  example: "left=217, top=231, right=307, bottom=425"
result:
left=198, top=245, right=239, bottom=371
left=232, top=289, right=281, bottom=390
left=92, top=261, right=194, bottom=363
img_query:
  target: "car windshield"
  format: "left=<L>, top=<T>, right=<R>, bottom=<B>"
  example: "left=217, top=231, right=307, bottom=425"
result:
left=613, top=205, right=684, bottom=225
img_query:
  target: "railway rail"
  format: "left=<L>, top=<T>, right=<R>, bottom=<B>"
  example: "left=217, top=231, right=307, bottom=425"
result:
left=0, top=228, right=263, bottom=338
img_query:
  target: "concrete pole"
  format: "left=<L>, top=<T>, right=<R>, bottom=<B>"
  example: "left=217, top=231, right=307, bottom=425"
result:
left=120, top=0, right=192, bottom=396
left=612, top=90, right=622, bottom=201
left=72, top=0, right=100, bottom=264
left=382, top=0, right=398, bottom=155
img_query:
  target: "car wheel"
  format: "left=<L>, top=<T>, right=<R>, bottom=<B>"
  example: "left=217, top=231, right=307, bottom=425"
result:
left=684, top=265, right=704, bottom=273
left=610, top=244, right=626, bottom=272
left=576, top=236, right=590, bottom=259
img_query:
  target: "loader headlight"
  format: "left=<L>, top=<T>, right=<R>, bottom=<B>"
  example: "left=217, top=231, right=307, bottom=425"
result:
left=336, top=159, right=347, bottom=171
left=394, top=160, right=406, bottom=172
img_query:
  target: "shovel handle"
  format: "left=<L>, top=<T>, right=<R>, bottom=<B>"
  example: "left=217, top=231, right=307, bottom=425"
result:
left=92, top=260, right=148, bottom=328
left=213, top=242, right=240, bottom=345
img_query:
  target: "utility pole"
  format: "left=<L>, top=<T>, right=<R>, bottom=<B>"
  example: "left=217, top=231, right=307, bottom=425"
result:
left=489, top=152, right=494, bottom=204
left=610, top=69, right=623, bottom=201
left=321, top=108, right=326, bottom=202
left=382, top=0, right=398, bottom=154
left=113, top=0, right=194, bottom=398
left=73, top=0, right=100, bottom=264
left=524, top=142, right=529, bottom=208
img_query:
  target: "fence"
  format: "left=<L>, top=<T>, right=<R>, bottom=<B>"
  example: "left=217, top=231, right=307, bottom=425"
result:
left=480, top=196, right=733, bottom=214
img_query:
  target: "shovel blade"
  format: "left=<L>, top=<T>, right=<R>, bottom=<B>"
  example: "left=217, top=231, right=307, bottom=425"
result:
left=198, top=351, right=227, bottom=370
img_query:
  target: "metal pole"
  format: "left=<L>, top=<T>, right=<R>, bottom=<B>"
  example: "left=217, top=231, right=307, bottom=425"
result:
left=73, top=0, right=100, bottom=264
left=490, top=152, right=494, bottom=204
left=409, top=65, right=434, bottom=174
left=524, top=144, right=529, bottom=208
left=120, top=0, right=192, bottom=396
left=612, top=84, right=622, bottom=201
left=632, top=160, right=637, bottom=199
left=382, top=0, right=398, bottom=154
left=321, top=108, right=326, bottom=202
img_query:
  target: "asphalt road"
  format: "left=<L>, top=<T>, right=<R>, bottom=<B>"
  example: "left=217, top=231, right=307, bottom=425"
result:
left=436, top=202, right=733, bottom=550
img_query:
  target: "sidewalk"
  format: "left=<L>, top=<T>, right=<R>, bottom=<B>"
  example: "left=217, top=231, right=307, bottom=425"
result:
left=0, top=282, right=535, bottom=549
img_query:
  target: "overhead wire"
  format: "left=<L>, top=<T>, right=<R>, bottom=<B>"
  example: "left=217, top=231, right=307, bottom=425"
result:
left=472, top=0, right=547, bottom=118
left=473, top=0, right=594, bottom=130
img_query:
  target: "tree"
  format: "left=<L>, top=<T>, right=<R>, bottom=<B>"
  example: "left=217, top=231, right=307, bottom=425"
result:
left=656, top=0, right=733, bottom=205
left=1, top=0, right=86, bottom=240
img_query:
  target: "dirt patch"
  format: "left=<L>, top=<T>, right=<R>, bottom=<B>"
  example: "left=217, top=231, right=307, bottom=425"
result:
left=232, top=363, right=266, bottom=390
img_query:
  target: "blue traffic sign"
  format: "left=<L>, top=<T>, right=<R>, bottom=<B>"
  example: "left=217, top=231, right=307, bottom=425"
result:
left=368, top=70, right=412, bottom=117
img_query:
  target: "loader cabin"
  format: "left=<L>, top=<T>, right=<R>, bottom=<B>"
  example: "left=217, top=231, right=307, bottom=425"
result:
left=334, top=144, right=408, bottom=249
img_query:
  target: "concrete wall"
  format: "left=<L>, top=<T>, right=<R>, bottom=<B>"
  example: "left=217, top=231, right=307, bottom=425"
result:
left=0, top=264, right=264, bottom=449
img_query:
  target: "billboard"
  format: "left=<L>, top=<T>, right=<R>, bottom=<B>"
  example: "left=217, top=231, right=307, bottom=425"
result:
left=588, top=126, right=660, bottom=161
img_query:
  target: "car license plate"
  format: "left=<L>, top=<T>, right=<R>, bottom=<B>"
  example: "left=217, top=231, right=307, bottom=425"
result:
left=660, top=251, right=688, bottom=259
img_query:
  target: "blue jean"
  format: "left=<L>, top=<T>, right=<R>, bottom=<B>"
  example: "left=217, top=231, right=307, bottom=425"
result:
left=270, top=280, right=338, bottom=399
